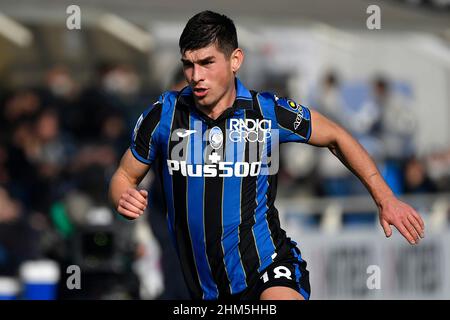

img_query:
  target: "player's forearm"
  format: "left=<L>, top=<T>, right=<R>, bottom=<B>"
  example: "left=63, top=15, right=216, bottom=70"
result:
left=108, top=169, right=138, bottom=209
left=330, top=128, right=394, bottom=206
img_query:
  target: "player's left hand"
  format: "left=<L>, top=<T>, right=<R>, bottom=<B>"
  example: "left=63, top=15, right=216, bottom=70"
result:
left=378, top=195, right=425, bottom=245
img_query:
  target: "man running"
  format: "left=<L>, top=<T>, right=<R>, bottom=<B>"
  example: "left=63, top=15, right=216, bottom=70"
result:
left=109, top=11, right=425, bottom=300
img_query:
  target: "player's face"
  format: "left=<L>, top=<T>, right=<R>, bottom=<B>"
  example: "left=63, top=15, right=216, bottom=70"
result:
left=181, top=44, right=243, bottom=109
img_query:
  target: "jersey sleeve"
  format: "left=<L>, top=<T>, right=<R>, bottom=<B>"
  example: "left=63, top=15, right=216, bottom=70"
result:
left=274, top=96, right=312, bottom=144
left=130, top=99, right=163, bottom=165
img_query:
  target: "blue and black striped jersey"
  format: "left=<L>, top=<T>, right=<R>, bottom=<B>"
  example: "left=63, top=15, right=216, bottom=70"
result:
left=130, top=78, right=312, bottom=299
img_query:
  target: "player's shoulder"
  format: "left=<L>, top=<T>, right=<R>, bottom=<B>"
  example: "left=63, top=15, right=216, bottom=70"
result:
left=251, top=91, right=276, bottom=112
left=138, top=91, right=173, bottom=123
left=273, top=95, right=304, bottom=111
left=157, top=90, right=179, bottom=106
left=146, top=89, right=180, bottom=117
left=254, top=91, right=303, bottom=111
left=254, top=91, right=276, bottom=103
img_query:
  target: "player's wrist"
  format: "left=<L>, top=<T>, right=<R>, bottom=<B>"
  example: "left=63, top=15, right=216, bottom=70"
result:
left=375, top=193, right=396, bottom=209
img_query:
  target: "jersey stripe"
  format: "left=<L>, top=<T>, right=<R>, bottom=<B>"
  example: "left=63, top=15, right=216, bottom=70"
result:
left=187, top=114, right=219, bottom=299
left=256, top=93, right=290, bottom=262
left=222, top=116, right=248, bottom=294
left=159, top=93, right=178, bottom=251
left=238, top=109, right=262, bottom=288
left=204, top=120, right=232, bottom=297
left=168, top=101, right=203, bottom=299
left=252, top=96, right=277, bottom=273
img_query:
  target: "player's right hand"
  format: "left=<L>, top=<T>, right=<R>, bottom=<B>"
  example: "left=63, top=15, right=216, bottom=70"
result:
left=117, top=188, right=148, bottom=220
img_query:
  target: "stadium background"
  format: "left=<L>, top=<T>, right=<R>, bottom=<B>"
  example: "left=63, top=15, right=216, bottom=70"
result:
left=0, top=0, right=449, bottom=299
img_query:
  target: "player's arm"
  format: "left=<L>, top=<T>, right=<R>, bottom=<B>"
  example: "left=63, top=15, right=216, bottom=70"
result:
left=111, top=96, right=163, bottom=220
left=307, top=109, right=425, bottom=245
left=109, top=149, right=150, bottom=220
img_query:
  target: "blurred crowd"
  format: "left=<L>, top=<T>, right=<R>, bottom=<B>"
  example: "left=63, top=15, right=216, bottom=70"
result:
left=279, top=71, right=450, bottom=198
left=0, top=63, right=170, bottom=299
left=1, top=63, right=450, bottom=299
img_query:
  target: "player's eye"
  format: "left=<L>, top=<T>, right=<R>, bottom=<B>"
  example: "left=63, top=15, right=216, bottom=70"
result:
left=182, top=61, right=193, bottom=68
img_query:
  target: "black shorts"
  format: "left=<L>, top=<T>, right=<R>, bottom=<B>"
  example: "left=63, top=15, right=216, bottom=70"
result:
left=235, top=242, right=311, bottom=300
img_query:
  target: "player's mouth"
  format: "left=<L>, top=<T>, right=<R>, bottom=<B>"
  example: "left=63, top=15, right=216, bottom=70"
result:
left=193, top=87, right=208, bottom=98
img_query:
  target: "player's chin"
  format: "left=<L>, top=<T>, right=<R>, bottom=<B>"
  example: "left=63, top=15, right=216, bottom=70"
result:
left=195, top=93, right=213, bottom=104
left=195, top=97, right=209, bottom=106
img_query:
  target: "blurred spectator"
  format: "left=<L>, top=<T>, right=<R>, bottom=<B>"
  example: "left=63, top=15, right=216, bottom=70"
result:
left=41, top=66, right=81, bottom=136
left=368, top=75, right=416, bottom=195
left=0, top=186, right=40, bottom=276
left=76, top=62, right=145, bottom=143
left=45, top=66, right=79, bottom=101
left=2, top=89, right=41, bottom=126
left=345, top=79, right=383, bottom=163
left=373, top=76, right=416, bottom=161
left=425, top=150, right=450, bottom=192
left=311, top=71, right=357, bottom=197
left=99, top=110, right=130, bottom=157
left=5, top=120, right=40, bottom=205
left=26, top=108, right=76, bottom=213
left=403, top=157, right=437, bottom=194
left=313, top=71, right=346, bottom=125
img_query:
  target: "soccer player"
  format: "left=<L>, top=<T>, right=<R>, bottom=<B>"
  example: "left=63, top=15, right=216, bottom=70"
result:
left=109, top=11, right=425, bottom=300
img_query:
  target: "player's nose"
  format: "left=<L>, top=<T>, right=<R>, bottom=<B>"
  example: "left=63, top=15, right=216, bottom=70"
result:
left=192, top=65, right=204, bottom=83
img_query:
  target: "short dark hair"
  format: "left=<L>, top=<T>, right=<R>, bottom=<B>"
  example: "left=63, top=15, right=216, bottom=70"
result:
left=179, top=11, right=238, bottom=57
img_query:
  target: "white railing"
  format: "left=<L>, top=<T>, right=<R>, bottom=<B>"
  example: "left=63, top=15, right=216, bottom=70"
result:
left=277, top=193, right=450, bottom=299
left=278, top=193, right=450, bottom=233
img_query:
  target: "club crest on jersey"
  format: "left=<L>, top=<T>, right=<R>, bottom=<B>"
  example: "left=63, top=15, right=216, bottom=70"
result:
left=209, top=126, right=223, bottom=149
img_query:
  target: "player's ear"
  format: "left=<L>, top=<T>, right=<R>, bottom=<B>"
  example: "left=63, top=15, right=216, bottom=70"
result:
left=230, top=48, right=244, bottom=74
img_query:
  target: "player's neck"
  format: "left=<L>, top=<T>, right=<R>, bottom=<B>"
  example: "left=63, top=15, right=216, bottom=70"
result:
left=196, top=82, right=236, bottom=121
